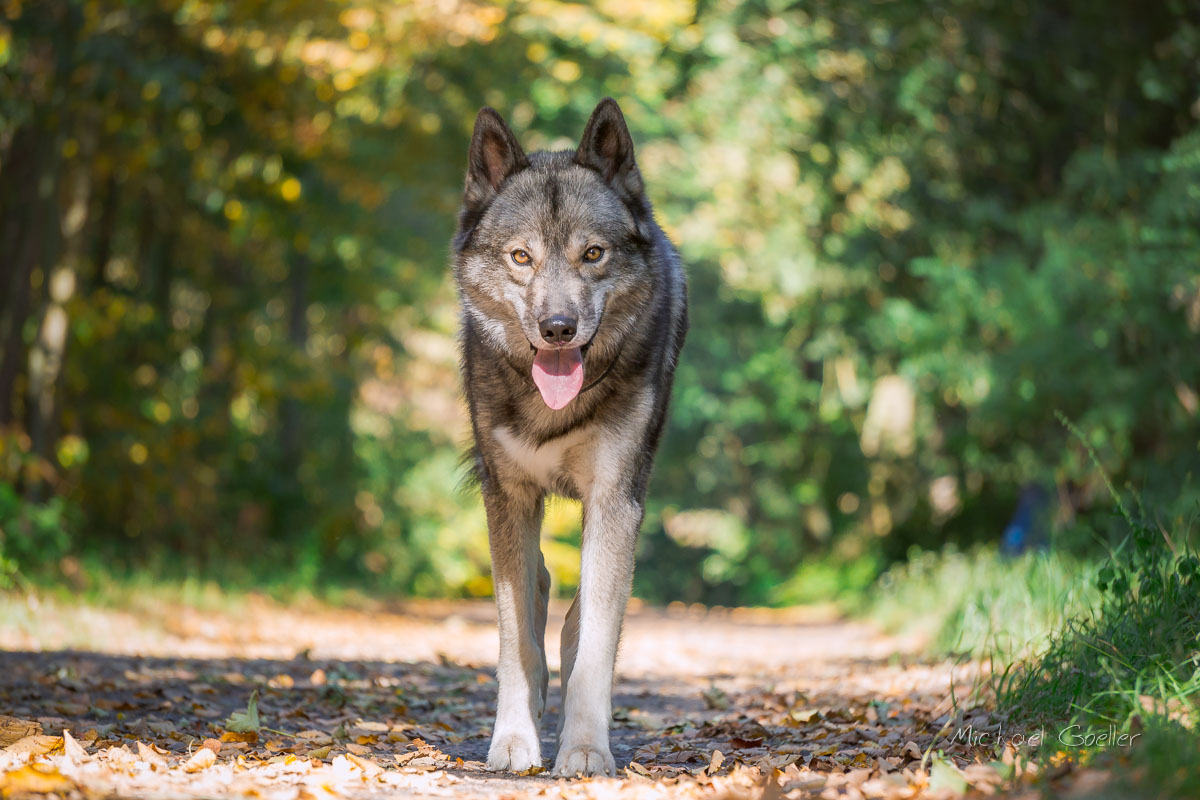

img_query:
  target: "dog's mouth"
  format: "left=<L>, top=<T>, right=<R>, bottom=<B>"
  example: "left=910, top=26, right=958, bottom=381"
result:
left=526, top=308, right=604, bottom=410
left=530, top=346, right=584, bottom=410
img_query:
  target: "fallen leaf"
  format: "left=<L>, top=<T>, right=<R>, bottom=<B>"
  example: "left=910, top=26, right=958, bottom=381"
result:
left=63, top=730, right=88, bottom=763
left=103, top=746, right=138, bottom=772
left=759, top=768, right=786, bottom=800
left=201, top=738, right=223, bottom=754
left=137, top=741, right=169, bottom=770
left=790, top=708, right=820, bottom=724
left=220, top=730, right=258, bottom=744
left=346, top=753, right=382, bottom=774
left=731, top=736, right=764, bottom=749
left=183, top=747, right=217, bottom=772
left=0, top=718, right=41, bottom=747
left=224, top=690, right=260, bottom=734
left=930, top=756, right=968, bottom=794
left=0, top=763, right=74, bottom=798
left=708, top=749, right=725, bottom=775
left=4, top=736, right=61, bottom=757
left=703, top=686, right=730, bottom=710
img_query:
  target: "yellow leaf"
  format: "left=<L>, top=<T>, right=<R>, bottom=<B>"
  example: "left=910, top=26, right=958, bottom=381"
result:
left=708, top=749, right=724, bottom=775
left=0, top=764, right=74, bottom=798
left=790, top=708, right=820, bottom=724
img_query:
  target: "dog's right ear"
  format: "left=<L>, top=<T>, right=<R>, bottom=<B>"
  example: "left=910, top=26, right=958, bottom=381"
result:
left=464, top=107, right=528, bottom=207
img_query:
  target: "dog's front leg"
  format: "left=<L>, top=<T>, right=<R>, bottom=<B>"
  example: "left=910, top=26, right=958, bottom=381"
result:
left=554, top=488, right=642, bottom=777
left=484, top=481, right=548, bottom=772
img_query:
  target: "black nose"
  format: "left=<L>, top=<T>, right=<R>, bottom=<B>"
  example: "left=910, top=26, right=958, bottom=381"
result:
left=539, top=315, right=577, bottom=344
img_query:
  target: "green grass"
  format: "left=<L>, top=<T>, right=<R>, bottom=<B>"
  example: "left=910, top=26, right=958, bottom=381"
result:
left=863, top=532, right=1199, bottom=796
left=860, top=411, right=1200, bottom=798
left=862, top=545, right=1102, bottom=661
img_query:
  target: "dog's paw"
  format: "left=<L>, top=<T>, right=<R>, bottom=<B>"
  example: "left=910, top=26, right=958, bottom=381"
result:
left=486, top=732, right=542, bottom=773
left=554, top=743, right=615, bottom=777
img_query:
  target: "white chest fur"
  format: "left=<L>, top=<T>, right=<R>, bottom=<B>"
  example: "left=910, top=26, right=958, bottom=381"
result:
left=492, top=425, right=590, bottom=491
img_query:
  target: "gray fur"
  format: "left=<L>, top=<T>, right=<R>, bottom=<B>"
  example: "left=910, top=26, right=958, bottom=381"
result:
left=452, top=99, right=687, bottom=776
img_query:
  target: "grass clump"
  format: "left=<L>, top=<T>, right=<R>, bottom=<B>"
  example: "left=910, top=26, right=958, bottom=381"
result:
left=999, top=415, right=1199, bottom=736
left=863, top=414, right=1200, bottom=795
left=864, top=545, right=1101, bottom=662
left=993, top=488, right=1199, bottom=794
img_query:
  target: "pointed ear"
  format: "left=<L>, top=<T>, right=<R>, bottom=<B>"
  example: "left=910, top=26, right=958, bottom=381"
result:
left=575, top=98, right=645, bottom=203
left=465, top=107, right=528, bottom=205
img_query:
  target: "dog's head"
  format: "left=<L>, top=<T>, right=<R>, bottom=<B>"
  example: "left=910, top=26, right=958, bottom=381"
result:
left=453, top=98, right=656, bottom=410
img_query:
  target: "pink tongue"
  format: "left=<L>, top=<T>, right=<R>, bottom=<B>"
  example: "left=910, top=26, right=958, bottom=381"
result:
left=531, top=348, right=584, bottom=409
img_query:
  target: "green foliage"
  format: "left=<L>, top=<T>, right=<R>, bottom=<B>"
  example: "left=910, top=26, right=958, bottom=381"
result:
left=0, top=1, right=1198, bottom=602
left=639, top=0, right=1200, bottom=600
left=0, top=482, right=74, bottom=581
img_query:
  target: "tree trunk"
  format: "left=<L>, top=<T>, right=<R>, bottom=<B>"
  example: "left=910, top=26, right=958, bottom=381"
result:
left=0, top=126, right=54, bottom=427
left=280, top=250, right=310, bottom=474
left=27, top=123, right=96, bottom=470
left=89, top=171, right=118, bottom=291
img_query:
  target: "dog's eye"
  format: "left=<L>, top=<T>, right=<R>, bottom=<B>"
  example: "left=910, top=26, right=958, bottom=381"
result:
left=510, top=249, right=532, bottom=266
left=582, top=246, right=604, bottom=262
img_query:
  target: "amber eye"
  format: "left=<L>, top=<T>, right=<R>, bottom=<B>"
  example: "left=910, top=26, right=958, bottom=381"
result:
left=510, top=249, right=532, bottom=266
left=583, top=245, right=604, bottom=262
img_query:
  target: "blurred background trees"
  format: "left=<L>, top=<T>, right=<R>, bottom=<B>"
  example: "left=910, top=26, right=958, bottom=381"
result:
left=1, top=0, right=1197, bottom=604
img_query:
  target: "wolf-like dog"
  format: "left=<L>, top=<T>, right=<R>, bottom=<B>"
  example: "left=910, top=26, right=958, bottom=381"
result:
left=452, top=98, right=687, bottom=776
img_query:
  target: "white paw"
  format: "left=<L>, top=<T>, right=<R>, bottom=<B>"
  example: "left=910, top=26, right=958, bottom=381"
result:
left=486, top=731, right=542, bottom=772
left=554, top=743, right=615, bottom=777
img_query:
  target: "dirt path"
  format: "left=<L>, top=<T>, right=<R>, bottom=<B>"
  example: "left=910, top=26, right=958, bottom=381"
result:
left=0, top=595, right=1053, bottom=799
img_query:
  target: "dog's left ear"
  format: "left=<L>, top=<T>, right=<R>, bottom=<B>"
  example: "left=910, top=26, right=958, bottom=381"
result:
left=575, top=98, right=646, bottom=206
